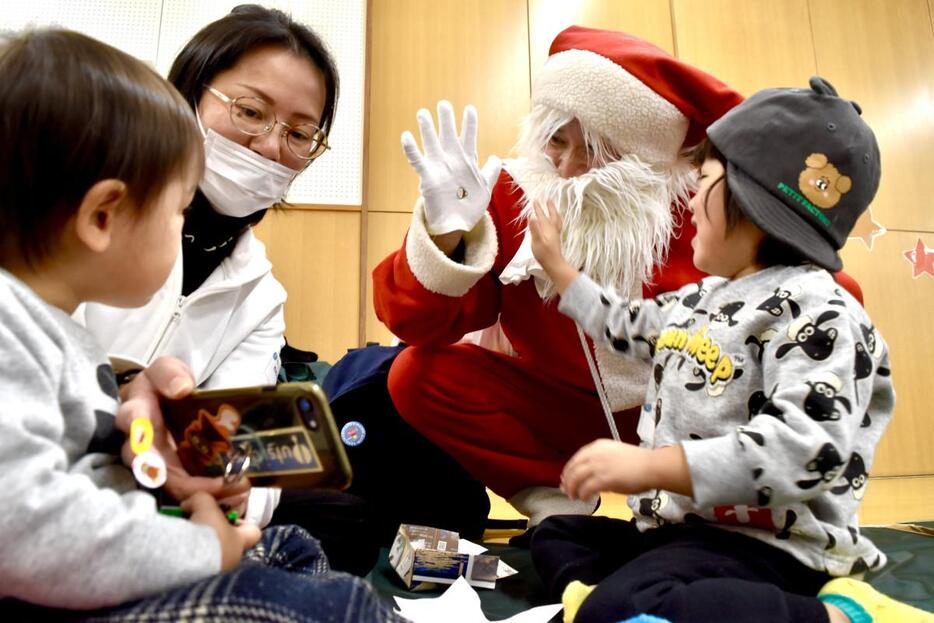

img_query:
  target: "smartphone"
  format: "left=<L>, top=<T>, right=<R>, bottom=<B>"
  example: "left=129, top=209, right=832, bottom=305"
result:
left=161, top=382, right=352, bottom=490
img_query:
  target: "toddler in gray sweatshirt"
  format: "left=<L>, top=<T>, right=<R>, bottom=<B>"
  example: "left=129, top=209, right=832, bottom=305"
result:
left=529, top=78, right=929, bottom=623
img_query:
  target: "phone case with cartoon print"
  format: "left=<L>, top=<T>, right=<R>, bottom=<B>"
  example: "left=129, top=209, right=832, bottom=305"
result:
left=161, top=382, right=352, bottom=490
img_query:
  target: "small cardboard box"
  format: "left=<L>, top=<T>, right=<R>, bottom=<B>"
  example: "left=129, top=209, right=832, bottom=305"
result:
left=388, top=524, right=500, bottom=590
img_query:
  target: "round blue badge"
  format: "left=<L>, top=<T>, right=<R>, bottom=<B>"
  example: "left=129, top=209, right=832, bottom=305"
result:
left=340, top=421, right=366, bottom=447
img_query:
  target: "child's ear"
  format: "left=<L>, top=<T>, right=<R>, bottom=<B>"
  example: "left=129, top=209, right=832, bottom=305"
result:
left=74, top=179, right=129, bottom=252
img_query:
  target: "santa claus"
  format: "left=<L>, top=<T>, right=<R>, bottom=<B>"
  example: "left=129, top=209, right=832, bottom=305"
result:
left=373, top=26, right=743, bottom=529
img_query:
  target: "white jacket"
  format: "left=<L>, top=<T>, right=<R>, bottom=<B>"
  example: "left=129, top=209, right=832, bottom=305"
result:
left=78, top=229, right=286, bottom=389
left=76, top=228, right=286, bottom=526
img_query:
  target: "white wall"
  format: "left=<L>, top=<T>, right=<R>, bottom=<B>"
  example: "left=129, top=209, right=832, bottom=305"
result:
left=2, top=0, right=366, bottom=205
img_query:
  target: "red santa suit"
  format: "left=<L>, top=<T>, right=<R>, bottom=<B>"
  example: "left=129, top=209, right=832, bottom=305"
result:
left=373, top=27, right=743, bottom=502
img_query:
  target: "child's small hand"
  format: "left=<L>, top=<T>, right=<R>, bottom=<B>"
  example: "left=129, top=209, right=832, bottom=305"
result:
left=529, top=202, right=579, bottom=294
left=560, top=439, right=655, bottom=500
left=561, top=441, right=694, bottom=501
left=183, top=491, right=261, bottom=572
left=529, top=202, right=563, bottom=269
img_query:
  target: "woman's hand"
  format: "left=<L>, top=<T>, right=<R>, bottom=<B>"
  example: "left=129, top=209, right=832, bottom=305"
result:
left=183, top=492, right=261, bottom=572
left=529, top=202, right=579, bottom=295
left=560, top=440, right=693, bottom=501
left=116, top=357, right=251, bottom=503
left=402, top=100, right=501, bottom=238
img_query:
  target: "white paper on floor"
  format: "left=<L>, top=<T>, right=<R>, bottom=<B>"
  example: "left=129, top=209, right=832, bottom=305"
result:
left=457, top=538, right=518, bottom=579
left=393, top=576, right=563, bottom=623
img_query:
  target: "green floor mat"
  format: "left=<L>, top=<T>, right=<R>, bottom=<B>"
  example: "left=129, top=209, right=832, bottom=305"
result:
left=862, top=524, right=934, bottom=611
left=369, top=524, right=934, bottom=619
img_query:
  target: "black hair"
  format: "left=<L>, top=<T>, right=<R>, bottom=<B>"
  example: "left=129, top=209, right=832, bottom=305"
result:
left=691, top=139, right=809, bottom=267
left=168, top=4, right=339, bottom=137
left=0, top=29, right=202, bottom=266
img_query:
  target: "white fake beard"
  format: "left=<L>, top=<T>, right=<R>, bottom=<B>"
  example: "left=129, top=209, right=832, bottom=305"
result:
left=510, top=152, right=697, bottom=301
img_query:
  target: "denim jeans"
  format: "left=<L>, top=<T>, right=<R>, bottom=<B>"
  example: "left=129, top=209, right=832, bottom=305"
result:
left=4, top=525, right=407, bottom=623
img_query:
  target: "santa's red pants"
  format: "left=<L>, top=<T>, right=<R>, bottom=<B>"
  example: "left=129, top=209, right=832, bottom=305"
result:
left=387, top=343, right=640, bottom=498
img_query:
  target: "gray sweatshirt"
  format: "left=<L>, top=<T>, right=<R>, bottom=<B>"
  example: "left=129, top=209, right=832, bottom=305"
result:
left=559, top=264, right=893, bottom=577
left=0, top=270, right=220, bottom=609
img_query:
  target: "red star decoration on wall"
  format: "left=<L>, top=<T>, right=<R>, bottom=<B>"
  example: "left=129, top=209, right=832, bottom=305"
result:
left=903, top=238, right=934, bottom=279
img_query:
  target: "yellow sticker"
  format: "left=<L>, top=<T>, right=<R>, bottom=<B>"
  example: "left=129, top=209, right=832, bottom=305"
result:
left=130, top=417, right=154, bottom=455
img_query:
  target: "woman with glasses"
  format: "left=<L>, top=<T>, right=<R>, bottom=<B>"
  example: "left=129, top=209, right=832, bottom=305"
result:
left=77, top=5, right=384, bottom=576
left=81, top=4, right=335, bottom=393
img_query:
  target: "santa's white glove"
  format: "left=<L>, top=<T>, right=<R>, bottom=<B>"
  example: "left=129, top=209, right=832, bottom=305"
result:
left=401, top=100, right=502, bottom=235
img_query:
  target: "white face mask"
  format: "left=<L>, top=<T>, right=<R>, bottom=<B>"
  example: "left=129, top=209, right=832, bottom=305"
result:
left=199, top=128, right=298, bottom=218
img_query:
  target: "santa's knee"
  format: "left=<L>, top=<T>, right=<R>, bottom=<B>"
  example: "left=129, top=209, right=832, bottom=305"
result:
left=387, top=346, right=444, bottom=425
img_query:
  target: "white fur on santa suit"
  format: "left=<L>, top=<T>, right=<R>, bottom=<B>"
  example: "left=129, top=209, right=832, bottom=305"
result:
left=502, top=153, right=695, bottom=413
left=534, top=48, right=689, bottom=166
left=404, top=197, right=498, bottom=298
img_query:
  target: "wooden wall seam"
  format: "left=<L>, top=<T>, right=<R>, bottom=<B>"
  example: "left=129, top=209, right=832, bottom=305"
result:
left=359, top=0, right=375, bottom=349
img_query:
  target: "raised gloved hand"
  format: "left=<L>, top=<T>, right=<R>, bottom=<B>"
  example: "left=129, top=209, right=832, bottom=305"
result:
left=401, top=100, right=502, bottom=235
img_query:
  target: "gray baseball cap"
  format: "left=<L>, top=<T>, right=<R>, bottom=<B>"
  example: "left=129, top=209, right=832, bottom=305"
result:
left=707, top=77, right=880, bottom=271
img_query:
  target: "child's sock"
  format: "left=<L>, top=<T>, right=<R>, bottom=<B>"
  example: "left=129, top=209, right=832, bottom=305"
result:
left=818, top=577, right=934, bottom=622
left=562, top=580, right=595, bottom=623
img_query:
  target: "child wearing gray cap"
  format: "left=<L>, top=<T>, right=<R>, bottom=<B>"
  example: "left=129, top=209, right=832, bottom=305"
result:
left=528, top=78, right=931, bottom=623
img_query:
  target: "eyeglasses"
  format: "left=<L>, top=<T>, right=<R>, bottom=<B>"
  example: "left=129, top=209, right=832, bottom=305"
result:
left=205, top=86, right=330, bottom=162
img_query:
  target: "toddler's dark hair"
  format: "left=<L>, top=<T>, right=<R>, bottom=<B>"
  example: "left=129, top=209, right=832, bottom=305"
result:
left=0, top=28, right=203, bottom=265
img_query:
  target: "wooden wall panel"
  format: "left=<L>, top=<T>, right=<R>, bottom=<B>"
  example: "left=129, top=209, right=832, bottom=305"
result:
left=809, top=0, right=934, bottom=231
left=364, top=212, right=413, bottom=344
left=860, top=476, right=934, bottom=525
left=808, top=0, right=934, bottom=492
left=366, top=0, right=530, bottom=215
left=528, top=0, right=674, bottom=82
left=672, top=0, right=816, bottom=95
left=253, top=210, right=360, bottom=364
left=840, top=232, right=934, bottom=476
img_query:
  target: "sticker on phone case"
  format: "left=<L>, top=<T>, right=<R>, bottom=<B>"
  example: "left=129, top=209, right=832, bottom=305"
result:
left=132, top=450, right=167, bottom=488
left=340, top=421, right=366, bottom=447
left=177, top=404, right=241, bottom=475
left=130, top=417, right=154, bottom=455
left=229, top=426, right=322, bottom=477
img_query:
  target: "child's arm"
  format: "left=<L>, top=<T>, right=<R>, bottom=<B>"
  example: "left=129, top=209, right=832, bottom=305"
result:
left=561, top=439, right=692, bottom=501
left=0, top=333, right=245, bottom=609
left=530, top=202, right=669, bottom=360
left=682, top=298, right=892, bottom=510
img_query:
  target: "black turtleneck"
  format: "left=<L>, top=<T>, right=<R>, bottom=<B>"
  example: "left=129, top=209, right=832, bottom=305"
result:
left=180, top=191, right=267, bottom=295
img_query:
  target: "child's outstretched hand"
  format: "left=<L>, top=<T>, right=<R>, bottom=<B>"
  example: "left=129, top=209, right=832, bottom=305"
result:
left=183, top=491, right=261, bottom=572
left=560, top=439, right=693, bottom=501
left=529, top=202, right=579, bottom=295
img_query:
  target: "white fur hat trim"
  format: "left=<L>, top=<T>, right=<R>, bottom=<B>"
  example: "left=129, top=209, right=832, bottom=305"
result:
left=534, top=49, right=689, bottom=165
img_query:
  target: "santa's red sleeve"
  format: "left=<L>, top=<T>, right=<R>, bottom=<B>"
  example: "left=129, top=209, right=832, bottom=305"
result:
left=372, top=196, right=504, bottom=346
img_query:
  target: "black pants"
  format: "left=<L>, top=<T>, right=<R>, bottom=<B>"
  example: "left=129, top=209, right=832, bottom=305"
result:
left=268, top=488, right=381, bottom=577
left=531, top=516, right=832, bottom=623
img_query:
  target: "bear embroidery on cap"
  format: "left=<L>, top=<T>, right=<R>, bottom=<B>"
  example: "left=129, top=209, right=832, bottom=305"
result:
left=799, top=153, right=852, bottom=209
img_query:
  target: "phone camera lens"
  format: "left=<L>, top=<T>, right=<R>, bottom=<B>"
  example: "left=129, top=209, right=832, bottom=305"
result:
left=297, top=397, right=318, bottom=429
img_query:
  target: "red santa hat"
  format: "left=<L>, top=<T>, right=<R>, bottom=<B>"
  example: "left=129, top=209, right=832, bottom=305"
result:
left=533, top=26, right=743, bottom=165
